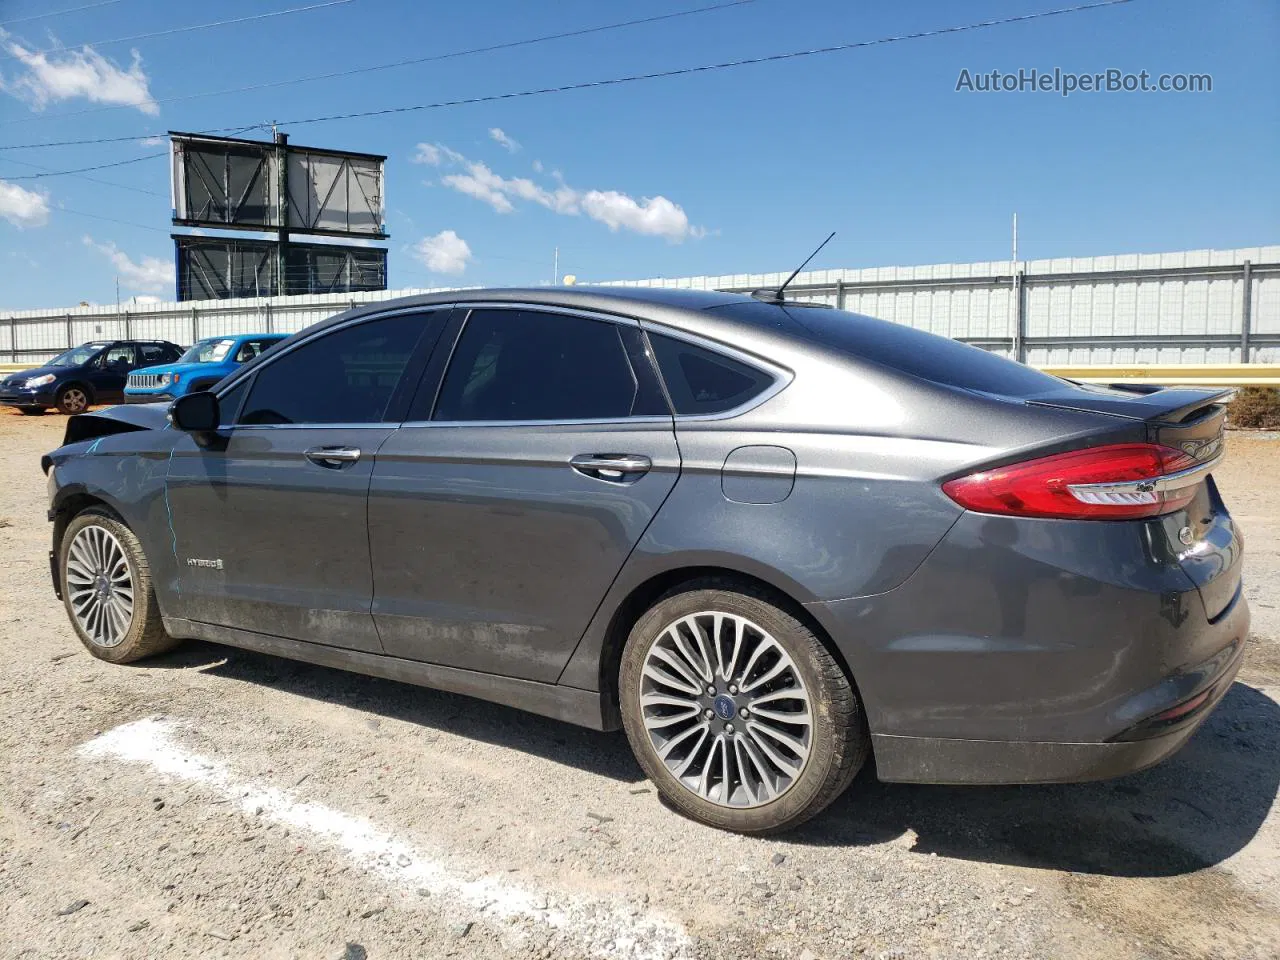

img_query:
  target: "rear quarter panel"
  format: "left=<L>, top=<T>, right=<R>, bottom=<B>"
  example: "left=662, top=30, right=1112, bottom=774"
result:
left=558, top=333, right=1126, bottom=692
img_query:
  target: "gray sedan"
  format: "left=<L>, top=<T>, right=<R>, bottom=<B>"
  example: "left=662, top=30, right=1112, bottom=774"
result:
left=42, top=286, right=1248, bottom=833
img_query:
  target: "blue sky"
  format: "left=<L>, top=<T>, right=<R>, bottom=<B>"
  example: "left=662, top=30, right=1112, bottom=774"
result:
left=0, top=0, right=1276, bottom=308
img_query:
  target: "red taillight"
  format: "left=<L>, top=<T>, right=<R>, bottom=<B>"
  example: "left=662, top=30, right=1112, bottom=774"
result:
left=942, top=443, right=1203, bottom=520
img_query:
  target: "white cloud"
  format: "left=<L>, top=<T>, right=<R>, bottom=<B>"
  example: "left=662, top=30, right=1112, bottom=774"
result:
left=488, top=127, right=520, bottom=152
left=441, top=163, right=516, bottom=214
left=579, top=191, right=690, bottom=240
left=411, top=142, right=464, bottom=166
left=532, top=159, right=544, bottom=173
left=129, top=294, right=161, bottom=305
left=437, top=151, right=695, bottom=242
left=0, top=179, right=50, bottom=227
left=138, top=136, right=165, bottom=147
left=82, top=236, right=175, bottom=291
left=412, top=230, right=471, bottom=275
left=0, top=36, right=158, bottom=115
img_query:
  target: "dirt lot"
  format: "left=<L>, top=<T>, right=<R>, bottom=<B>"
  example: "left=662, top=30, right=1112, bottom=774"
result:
left=1, top=410, right=1277, bottom=960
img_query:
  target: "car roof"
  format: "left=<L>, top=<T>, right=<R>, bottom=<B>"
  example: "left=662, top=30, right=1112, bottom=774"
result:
left=308, top=286, right=816, bottom=351
left=194, top=333, right=282, bottom=341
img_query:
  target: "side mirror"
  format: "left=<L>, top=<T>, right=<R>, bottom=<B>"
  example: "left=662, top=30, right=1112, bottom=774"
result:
left=169, top=391, right=219, bottom=432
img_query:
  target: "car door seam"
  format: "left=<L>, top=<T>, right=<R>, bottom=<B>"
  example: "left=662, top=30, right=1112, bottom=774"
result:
left=552, top=415, right=683, bottom=686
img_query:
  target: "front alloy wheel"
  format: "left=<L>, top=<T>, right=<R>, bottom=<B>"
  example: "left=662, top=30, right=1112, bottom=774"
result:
left=66, top=524, right=134, bottom=647
left=56, top=385, right=89, bottom=415
left=60, top=508, right=178, bottom=663
left=620, top=582, right=868, bottom=834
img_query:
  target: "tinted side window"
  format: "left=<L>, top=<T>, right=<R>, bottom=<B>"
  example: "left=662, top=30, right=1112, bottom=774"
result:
left=218, top=378, right=249, bottom=426
left=434, top=309, right=637, bottom=421
left=137, top=344, right=169, bottom=365
left=648, top=334, right=773, bottom=415
left=238, top=314, right=424, bottom=425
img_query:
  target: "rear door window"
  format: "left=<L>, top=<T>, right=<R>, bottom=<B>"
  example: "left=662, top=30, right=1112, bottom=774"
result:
left=235, top=339, right=277, bottom=363
left=647, top=334, right=774, bottom=415
left=432, top=309, right=640, bottom=421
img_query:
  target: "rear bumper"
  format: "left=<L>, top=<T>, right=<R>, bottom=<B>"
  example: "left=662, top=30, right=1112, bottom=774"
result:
left=807, top=508, right=1250, bottom=785
left=873, top=723, right=1210, bottom=785
left=870, top=609, right=1246, bottom=784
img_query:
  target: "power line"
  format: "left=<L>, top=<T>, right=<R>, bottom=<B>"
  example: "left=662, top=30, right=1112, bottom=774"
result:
left=0, top=0, right=358, bottom=60
left=56, top=205, right=169, bottom=233
left=0, top=0, right=1137, bottom=151
left=0, top=154, right=164, bottom=196
left=3, top=0, right=755, bottom=125
left=3, top=151, right=167, bottom=180
left=0, top=1, right=125, bottom=28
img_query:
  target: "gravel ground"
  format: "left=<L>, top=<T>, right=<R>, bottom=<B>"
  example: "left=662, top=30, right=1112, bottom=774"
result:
left=1, top=410, right=1278, bottom=960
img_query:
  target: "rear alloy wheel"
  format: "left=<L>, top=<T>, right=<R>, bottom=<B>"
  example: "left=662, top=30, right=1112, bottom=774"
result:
left=60, top=508, right=178, bottom=663
left=55, top=384, right=89, bottom=415
left=619, top=582, right=868, bottom=834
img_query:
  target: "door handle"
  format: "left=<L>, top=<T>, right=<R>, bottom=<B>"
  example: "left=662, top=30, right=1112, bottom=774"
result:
left=569, top=454, right=651, bottom=482
left=305, top=446, right=362, bottom=468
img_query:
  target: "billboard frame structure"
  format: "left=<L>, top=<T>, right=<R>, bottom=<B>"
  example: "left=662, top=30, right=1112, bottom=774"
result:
left=173, top=234, right=388, bottom=301
left=169, top=130, right=388, bottom=299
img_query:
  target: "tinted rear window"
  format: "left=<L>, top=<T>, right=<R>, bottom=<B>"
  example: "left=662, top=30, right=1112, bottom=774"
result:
left=711, top=301, right=1063, bottom=398
left=648, top=334, right=774, bottom=415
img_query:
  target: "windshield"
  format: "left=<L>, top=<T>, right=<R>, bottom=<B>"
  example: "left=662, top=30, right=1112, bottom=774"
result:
left=179, top=338, right=236, bottom=363
left=47, top=343, right=107, bottom=367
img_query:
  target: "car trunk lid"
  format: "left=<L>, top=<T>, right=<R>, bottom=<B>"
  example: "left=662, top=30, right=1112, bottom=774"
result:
left=1030, top=383, right=1239, bottom=621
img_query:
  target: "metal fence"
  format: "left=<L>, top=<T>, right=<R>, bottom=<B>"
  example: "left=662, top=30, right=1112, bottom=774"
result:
left=607, top=246, right=1280, bottom=366
left=3, top=245, right=1277, bottom=366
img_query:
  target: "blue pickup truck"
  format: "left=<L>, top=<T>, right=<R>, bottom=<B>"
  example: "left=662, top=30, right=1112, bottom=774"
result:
left=124, top=333, right=286, bottom=403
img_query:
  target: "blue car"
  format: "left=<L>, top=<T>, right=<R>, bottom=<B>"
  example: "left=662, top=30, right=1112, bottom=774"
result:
left=124, top=333, right=287, bottom=403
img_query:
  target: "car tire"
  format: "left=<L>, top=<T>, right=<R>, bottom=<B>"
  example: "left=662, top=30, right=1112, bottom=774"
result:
left=618, top=580, right=868, bottom=834
left=55, top=384, right=91, bottom=415
left=16, top=406, right=45, bottom=415
left=59, top=508, right=180, bottom=664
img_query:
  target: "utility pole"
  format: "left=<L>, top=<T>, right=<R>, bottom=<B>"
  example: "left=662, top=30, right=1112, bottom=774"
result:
left=275, top=129, right=289, bottom=297
left=553, top=246, right=559, bottom=286
left=1010, top=212, right=1023, bottom=363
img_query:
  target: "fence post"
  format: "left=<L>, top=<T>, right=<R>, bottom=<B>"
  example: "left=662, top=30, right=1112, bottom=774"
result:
left=65, top=313, right=73, bottom=352
left=123, top=309, right=131, bottom=341
left=1013, top=270, right=1027, bottom=362
left=8, top=316, right=16, bottom=363
left=191, top=308, right=198, bottom=344
left=265, top=301, right=273, bottom=333
left=834, top=279, right=846, bottom=310
left=1241, top=260, right=1253, bottom=361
